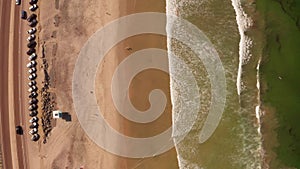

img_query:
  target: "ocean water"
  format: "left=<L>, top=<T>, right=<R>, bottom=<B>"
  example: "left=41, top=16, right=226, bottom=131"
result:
left=166, top=0, right=265, bottom=168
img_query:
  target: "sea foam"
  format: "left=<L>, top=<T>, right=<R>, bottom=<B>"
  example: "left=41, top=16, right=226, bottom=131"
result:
left=232, top=0, right=266, bottom=168
left=230, top=0, right=253, bottom=96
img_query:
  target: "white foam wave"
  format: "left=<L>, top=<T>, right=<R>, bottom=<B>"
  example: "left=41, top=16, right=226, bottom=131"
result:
left=232, top=1, right=266, bottom=167
left=255, top=59, right=269, bottom=169
left=177, top=155, right=203, bottom=169
left=231, top=0, right=253, bottom=96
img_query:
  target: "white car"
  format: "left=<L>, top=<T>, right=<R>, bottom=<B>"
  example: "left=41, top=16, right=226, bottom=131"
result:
left=15, top=0, right=21, bottom=5
left=27, top=28, right=36, bottom=34
left=28, top=67, right=36, bottom=74
left=27, top=34, right=36, bottom=41
left=28, top=73, right=37, bottom=80
left=29, top=117, right=38, bottom=123
left=28, top=80, right=36, bottom=87
left=29, top=128, right=38, bottom=135
left=29, top=4, right=38, bottom=11
left=26, top=60, right=36, bottom=68
left=28, top=53, right=37, bottom=60
left=31, top=122, right=38, bottom=127
left=28, top=86, right=37, bottom=93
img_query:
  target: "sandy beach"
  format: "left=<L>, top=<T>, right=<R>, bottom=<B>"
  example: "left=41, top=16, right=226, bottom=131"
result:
left=3, top=0, right=296, bottom=168
left=21, top=0, right=181, bottom=168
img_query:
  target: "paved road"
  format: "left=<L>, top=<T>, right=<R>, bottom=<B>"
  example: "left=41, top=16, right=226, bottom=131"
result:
left=0, top=0, right=14, bottom=168
left=13, top=2, right=29, bottom=169
left=0, top=1, right=29, bottom=169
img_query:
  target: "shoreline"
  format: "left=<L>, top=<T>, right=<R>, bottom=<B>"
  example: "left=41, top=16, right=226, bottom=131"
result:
left=231, top=0, right=266, bottom=168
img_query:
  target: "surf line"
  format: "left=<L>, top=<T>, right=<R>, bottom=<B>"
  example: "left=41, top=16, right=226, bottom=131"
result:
left=231, top=0, right=253, bottom=97
left=232, top=0, right=266, bottom=168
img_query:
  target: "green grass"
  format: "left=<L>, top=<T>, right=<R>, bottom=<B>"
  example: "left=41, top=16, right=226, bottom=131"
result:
left=257, top=0, right=300, bottom=168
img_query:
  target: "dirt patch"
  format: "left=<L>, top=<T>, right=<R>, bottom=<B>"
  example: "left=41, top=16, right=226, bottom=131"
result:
left=53, top=15, right=60, bottom=27
left=40, top=42, right=56, bottom=144
left=55, top=0, right=60, bottom=10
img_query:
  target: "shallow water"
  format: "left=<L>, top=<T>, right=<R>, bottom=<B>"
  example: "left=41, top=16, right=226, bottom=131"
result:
left=257, top=0, right=300, bottom=168
left=167, top=0, right=264, bottom=168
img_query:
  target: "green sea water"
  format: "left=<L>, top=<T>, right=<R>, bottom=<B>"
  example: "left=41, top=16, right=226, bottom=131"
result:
left=257, top=0, right=300, bottom=168
left=168, top=0, right=264, bottom=168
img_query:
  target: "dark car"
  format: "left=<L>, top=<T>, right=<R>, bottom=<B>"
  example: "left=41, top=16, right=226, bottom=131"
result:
left=21, top=10, right=27, bottom=19
left=16, top=126, right=23, bottom=135
left=27, top=48, right=36, bottom=55
left=29, top=98, right=38, bottom=105
left=29, top=0, right=38, bottom=5
left=28, top=104, right=38, bottom=111
left=31, top=134, right=40, bottom=142
left=27, top=41, right=37, bottom=48
left=27, top=13, right=37, bottom=22
left=29, top=110, right=38, bottom=117
left=28, top=19, right=37, bottom=27
left=29, top=91, right=38, bottom=98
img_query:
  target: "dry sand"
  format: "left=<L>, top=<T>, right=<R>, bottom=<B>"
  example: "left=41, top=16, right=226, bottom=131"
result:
left=24, top=0, right=180, bottom=168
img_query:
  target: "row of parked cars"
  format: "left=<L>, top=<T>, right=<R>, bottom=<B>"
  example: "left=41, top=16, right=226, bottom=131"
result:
left=17, top=0, right=40, bottom=142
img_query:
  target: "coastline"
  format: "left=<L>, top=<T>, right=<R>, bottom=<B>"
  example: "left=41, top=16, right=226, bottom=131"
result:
left=36, top=0, right=179, bottom=168
left=257, top=0, right=300, bottom=168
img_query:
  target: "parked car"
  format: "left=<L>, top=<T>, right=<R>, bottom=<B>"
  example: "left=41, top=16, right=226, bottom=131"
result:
left=28, top=80, right=36, bottom=87
left=30, top=122, right=38, bottom=128
left=21, top=10, right=27, bottom=19
left=28, top=19, right=37, bottom=27
left=27, top=13, right=37, bottom=22
left=27, top=48, right=36, bottom=55
left=28, top=67, right=36, bottom=74
left=29, top=110, right=38, bottom=117
left=26, top=60, right=36, bottom=68
left=28, top=86, right=37, bottom=92
left=16, top=125, right=23, bottom=135
left=29, top=98, right=38, bottom=105
left=31, top=134, right=40, bottom=141
left=28, top=73, right=37, bottom=80
left=29, top=117, right=38, bottom=123
left=16, top=0, right=21, bottom=5
left=29, top=128, right=38, bottom=135
left=29, top=4, right=38, bottom=11
left=29, top=0, right=38, bottom=5
left=27, top=34, right=36, bottom=42
left=28, top=104, right=37, bottom=111
left=29, top=53, right=37, bottom=60
left=27, top=41, right=36, bottom=48
left=27, top=28, right=37, bottom=35
left=28, top=91, right=37, bottom=98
